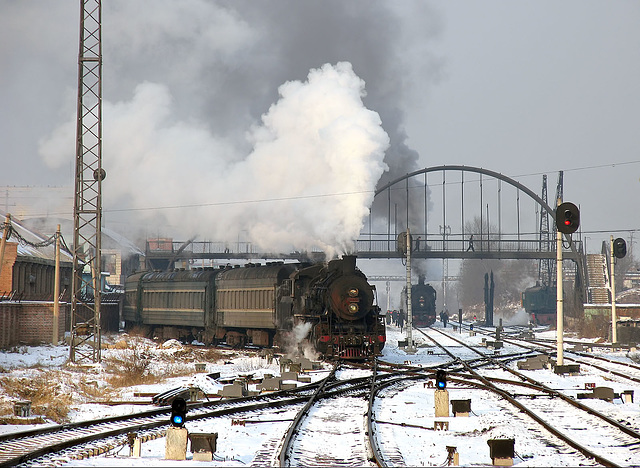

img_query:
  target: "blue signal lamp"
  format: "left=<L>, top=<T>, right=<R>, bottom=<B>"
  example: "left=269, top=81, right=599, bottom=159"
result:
left=435, top=369, right=447, bottom=390
left=171, top=414, right=184, bottom=425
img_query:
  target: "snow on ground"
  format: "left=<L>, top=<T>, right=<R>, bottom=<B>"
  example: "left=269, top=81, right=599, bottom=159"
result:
left=1, top=323, right=639, bottom=466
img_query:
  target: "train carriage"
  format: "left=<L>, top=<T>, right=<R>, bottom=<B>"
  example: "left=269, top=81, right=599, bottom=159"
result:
left=123, top=270, right=220, bottom=341
left=123, top=256, right=385, bottom=359
left=213, top=262, right=298, bottom=347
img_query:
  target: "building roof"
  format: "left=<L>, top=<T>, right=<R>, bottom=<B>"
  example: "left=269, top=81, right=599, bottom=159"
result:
left=0, top=212, right=73, bottom=264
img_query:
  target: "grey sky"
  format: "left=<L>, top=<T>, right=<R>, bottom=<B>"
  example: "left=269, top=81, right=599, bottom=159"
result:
left=1, top=1, right=638, bottom=252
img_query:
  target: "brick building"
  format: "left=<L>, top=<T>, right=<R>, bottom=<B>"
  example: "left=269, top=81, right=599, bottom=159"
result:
left=0, top=215, right=72, bottom=347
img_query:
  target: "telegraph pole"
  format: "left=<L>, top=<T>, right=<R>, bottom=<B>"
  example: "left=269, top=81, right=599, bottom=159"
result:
left=70, top=0, right=104, bottom=363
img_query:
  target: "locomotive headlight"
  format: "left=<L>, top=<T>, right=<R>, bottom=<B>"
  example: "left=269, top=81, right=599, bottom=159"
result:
left=349, top=303, right=359, bottom=313
left=348, top=288, right=359, bottom=297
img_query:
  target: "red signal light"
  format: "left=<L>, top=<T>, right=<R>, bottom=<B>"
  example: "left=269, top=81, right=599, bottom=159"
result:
left=556, top=202, right=580, bottom=234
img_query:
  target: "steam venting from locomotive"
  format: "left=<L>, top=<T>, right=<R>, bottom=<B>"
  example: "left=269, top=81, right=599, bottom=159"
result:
left=41, top=62, right=389, bottom=257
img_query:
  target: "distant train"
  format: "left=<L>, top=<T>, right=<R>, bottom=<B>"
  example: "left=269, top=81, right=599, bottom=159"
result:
left=400, top=275, right=437, bottom=327
left=124, top=255, right=385, bottom=360
left=521, top=284, right=556, bottom=325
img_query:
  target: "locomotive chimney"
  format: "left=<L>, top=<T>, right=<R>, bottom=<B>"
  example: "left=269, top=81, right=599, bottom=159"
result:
left=342, top=255, right=357, bottom=275
left=418, top=274, right=425, bottom=285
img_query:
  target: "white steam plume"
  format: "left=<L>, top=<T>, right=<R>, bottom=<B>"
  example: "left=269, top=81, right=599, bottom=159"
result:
left=39, top=62, right=389, bottom=255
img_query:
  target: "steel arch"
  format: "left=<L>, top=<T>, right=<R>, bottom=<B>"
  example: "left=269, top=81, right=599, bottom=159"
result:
left=375, top=165, right=557, bottom=220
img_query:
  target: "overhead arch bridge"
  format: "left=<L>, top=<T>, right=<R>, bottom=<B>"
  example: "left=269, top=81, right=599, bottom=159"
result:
left=358, top=165, right=586, bottom=300
left=359, top=165, right=580, bottom=260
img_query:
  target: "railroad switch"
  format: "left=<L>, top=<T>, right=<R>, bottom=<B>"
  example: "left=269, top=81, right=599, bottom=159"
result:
left=553, top=364, right=580, bottom=375
left=434, top=421, right=449, bottom=431
left=487, top=438, right=514, bottom=466
left=13, top=401, right=31, bottom=418
left=127, top=433, right=141, bottom=458
left=445, top=446, right=459, bottom=466
left=189, top=432, right=218, bottom=462
left=451, top=399, right=471, bottom=417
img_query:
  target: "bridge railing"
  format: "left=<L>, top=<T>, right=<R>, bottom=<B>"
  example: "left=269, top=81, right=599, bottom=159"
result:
left=354, top=234, right=580, bottom=254
left=146, top=236, right=581, bottom=259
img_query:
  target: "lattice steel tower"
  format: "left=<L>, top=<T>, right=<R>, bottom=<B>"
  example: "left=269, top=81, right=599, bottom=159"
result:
left=538, top=175, right=552, bottom=285
left=70, top=0, right=104, bottom=363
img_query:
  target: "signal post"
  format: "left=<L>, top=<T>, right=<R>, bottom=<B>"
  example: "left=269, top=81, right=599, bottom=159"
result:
left=166, top=398, right=188, bottom=460
left=555, top=202, right=579, bottom=369
left=610, top=236, right=627, bottom=346
left=434, top=370, right=449, bottom=417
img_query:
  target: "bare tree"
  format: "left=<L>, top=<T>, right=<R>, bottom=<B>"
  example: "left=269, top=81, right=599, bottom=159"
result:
left=457, top=217, right=537, bottom=309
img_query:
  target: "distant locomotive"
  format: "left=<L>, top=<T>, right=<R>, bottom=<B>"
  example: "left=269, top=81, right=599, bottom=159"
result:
left=123, top=255, right=385, bottom=359
left=521, top=284, right=556, bottom=325
left=400, top=275, right=437, bottom=327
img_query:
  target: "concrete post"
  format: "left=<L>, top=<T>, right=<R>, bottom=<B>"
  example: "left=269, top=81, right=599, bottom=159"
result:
left=165, top=427, right=188, bottom=460
left=53, top=224, right=61, bottom=345
left=434, top=389, right=449, bottom=417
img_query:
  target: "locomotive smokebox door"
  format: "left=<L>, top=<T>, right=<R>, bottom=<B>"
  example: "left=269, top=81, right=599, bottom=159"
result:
left=328, top=275, right=372, bottom=321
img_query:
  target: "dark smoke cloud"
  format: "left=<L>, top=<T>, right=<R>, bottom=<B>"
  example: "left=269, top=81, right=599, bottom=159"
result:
left=3, top=1, right=445, bottom=251
left=100, top=0, right=443, bottom=184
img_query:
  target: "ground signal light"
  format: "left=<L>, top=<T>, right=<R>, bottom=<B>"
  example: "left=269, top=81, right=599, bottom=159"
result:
left=170, top=397, right=187, bottom=427
left=555, top=202, right=580, bottom=234
left=436, top=369, right=447, bottom=389
left=613, top=238, right=627, bottom=258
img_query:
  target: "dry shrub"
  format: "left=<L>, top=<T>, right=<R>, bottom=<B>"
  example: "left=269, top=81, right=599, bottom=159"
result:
left=77, top=377, right=116, bottom=402
left=577, top=314, right=611, bottom=339
left=0, top=372, right=73, bottom=423
left=125, top=325, right=152, bottom=339
left=194, top=347, right=225, bottom=362
left=103, top=339, right=159, bottom=387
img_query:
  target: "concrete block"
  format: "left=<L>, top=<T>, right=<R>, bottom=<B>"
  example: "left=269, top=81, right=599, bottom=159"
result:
left=435, top=389, right=449, bottom=417
left=222, top=383, right=245, bottom=398
left=281, top=371, right=298, bottom=381
left=260, top=377, right=282, bottom=391
left=165, top=427, right=188, bottom=460
left=553, top=364, right=580, bottom=375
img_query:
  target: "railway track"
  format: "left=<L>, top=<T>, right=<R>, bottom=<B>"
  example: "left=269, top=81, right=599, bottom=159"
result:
left=0, top=381, right=324, bottom=467
left=3, top=363, right=439, bottom=467
left=4, top=327, right=638, bottom=466
left=417, top=326, right=640, bottom=467
left=458, top=321, right=640, bottom=385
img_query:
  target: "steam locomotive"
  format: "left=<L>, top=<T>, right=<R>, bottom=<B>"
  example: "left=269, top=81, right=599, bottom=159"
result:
left=400, top=275, right=437, bottom=327
left=123, top=255, right=385, bottom=360
left=521, top=284, right=556, bottom=325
